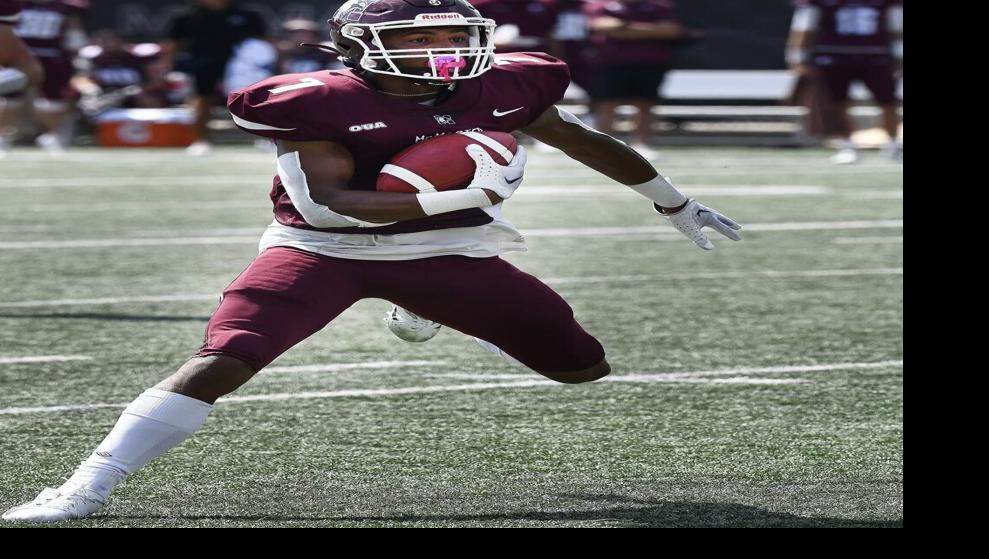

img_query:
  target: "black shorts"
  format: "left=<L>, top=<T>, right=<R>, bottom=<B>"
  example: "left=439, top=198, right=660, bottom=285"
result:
left=588, top=64, right=668, bottom=101
left=813, top=54, right=898, bottom=105
left=174, top=57, right=226, bottom=97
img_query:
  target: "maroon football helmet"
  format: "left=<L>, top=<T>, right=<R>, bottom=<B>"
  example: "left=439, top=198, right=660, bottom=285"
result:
left=327, top=0, right=496, bottom=82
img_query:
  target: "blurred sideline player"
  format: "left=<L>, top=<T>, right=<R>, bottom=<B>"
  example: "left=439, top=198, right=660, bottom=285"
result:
left=787, top=0, right=903, bottom=164
left=0, top=0, right=87, bottom=154
left=583, top=0, right=703, bottom=160
left=3, top=0, right=741, bottom=523
left=0, top=1, right=43, bottom=93
left=72, top=30, right=170, bottom=115
left=471, top=0, right=560, bottom=54
left=162, top=0, right=266, bottom=156
left=276, top=18, right=343, bottom=75
left=0, top=0, right=44, bottom=156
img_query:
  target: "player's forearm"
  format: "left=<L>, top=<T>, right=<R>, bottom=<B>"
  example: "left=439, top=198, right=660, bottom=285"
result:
left=315, top=189, right=429, bottom=222
left=561, top=131, right=657, bottom=184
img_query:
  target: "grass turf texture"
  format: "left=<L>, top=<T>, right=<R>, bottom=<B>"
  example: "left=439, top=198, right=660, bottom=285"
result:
left=0, top=146, right=902, bottom=527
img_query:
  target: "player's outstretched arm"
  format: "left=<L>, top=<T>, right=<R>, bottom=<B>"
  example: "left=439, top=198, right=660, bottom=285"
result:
left=521, top=106, right=741, bottom=250
left=276, top=140, right=520, bottom=227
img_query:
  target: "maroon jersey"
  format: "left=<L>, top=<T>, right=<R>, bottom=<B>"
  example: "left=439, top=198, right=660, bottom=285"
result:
left=228, top=52, right=570, bottom=236
left=584, top=0, right=679, bottom=65
left=79, top=43, right=157, bottom=90
left=14, top=0, right=88, bottom=59
left=799, top=0, right=901, bottom=56
left=472, top=0, right=560, bottom=53
left=0, top=0, right=21, bottom=25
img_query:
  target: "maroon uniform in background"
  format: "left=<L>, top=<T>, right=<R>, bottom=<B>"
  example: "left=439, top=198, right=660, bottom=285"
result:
left=212, top=53, right=606, bottom=374
left=471, top=0, right=560, bottom=54
left=584, top=0, right=677, bottom=65
left=798, top=0, right=901, bottom=104
left=583, top=0, right=679, bottom=101
left=551, top=0, right=593, bottom=90
left=10, top=0, right=88, bottom=101
left=0, top=0, right=21, bottom=24
left=80, top=43, right=157, bottom=92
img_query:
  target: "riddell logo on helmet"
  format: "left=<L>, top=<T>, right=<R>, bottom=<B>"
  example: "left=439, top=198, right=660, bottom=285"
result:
left=417, top=13, right=464, bottom=20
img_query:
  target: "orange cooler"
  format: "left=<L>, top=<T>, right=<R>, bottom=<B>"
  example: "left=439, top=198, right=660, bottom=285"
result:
left=97, top=108, right=199, bottom=147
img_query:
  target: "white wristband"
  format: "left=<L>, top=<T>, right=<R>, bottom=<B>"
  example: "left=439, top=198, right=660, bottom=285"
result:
left=626, top=174, right=688, bottom=208
left=417, top=189, right=492, bottom=216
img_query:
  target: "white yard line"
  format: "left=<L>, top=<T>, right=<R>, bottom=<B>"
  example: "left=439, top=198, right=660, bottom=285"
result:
left=833, top=236, right=903, bottom=245
left=0, top=267, right=902, bottom=309
left=0, top=360, right=902, bottom=416
left=0, top=236, right=260, bottom=249
left=0, top=355, right=92, bottom=364
left=0, top=294, right=219, bottom=308
left=427, top=360, right=904, bottom=380
left=544, top=268, right=902, bottom=284
left=266, top=361, right=444, bottom=374
left=525, top=220, right=903, bottom=237
left=0, top=220, right=904, bottom=250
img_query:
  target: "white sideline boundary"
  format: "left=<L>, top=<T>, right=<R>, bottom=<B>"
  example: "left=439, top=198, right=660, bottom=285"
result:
left=0, top=360, right=903, bottom=416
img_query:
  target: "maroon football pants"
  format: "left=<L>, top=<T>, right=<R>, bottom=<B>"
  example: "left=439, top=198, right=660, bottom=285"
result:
left=195, top=247, right=605, bottom=375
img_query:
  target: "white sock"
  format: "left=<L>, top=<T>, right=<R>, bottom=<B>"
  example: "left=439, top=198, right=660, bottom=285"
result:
left=837, top=139, right=856, bottom=151
left=59, top=388, right=213, bottom=499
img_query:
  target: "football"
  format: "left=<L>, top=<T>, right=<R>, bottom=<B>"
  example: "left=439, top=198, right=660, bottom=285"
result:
left=376, top=130, right=518, bottom=194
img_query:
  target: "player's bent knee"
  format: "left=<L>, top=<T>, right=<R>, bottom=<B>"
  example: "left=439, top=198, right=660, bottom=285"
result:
left=541, top=359, right=611, bottom=385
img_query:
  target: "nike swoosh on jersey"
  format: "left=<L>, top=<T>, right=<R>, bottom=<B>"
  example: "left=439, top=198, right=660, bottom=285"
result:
left=493, top=107, right=525, bottom=117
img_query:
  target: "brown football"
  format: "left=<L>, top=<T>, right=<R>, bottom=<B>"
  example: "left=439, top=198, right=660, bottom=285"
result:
left=376, top=131, right=518, bottom=194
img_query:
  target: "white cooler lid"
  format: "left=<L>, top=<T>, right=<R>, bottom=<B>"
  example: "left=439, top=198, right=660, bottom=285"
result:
left=96, top=108, right=196, bottom=124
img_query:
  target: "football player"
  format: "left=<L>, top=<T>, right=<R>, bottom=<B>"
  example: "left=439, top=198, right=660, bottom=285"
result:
left=787, top=0, right=903, bottom=163
left=0, top=0, right=44, bottom=154
left=2, top=0, right=741, bottom=523
left=0, top=0, right=88, bottom=153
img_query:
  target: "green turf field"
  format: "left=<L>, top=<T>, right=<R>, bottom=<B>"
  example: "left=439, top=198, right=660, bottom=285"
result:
left=0, top=146, right=902, bottom=527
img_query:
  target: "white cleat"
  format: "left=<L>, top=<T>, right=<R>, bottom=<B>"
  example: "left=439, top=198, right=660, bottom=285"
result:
left=2, top=487, right=106, bottom=523
left=831, top=147, right=858, bottom=165
left=185, top=140, right=214, bottom=156
left=385, top=305, right=441, bottom=342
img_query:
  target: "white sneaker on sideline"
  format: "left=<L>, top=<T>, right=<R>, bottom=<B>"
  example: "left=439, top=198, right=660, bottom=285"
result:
left=831, top=147, right=858, bottom=165
left=385, top=305, right=441, bottom=342
left=35, top=133, right=66, bottom=154
left=2, top=487, right=106, bottom=523
left=185, top=140, right=213, bottom=156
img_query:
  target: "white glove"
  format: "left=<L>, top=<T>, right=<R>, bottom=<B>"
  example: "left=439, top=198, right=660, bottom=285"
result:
left=658, top=199, right=742, bottom=250
left=465, top=144, right=527, bottom=201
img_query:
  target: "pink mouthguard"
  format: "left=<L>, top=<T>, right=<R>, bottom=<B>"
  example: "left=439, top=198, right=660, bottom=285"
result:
left=432, top=56, right=467, bottom=81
